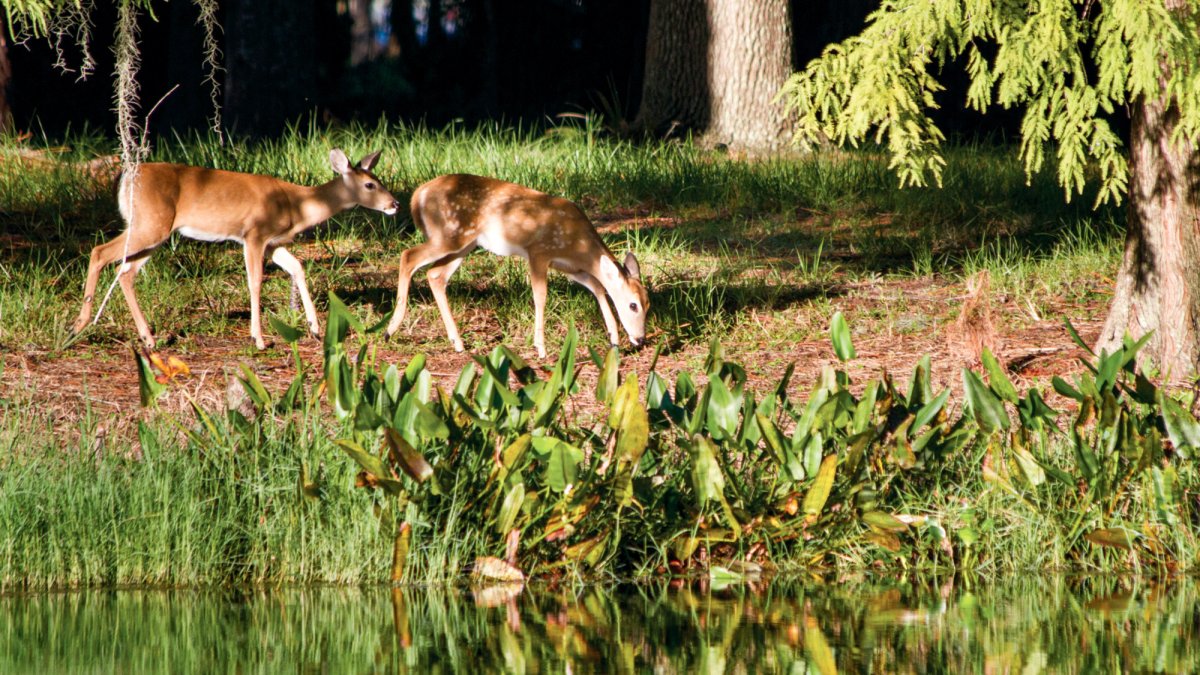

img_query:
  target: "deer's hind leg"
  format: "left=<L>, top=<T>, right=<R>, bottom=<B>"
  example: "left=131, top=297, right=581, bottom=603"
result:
left=72, top=224, right=170, bottom=343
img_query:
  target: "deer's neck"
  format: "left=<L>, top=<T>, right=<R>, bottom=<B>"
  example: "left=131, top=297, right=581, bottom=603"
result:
left=291, top=178, right=351, bottom=230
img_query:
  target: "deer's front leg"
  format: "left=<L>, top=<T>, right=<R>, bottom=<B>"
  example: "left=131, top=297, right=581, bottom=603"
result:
left=244, top=239, right=269, bottom=350
left=559, top=266, right=620, bottom=348
left=270, top=247, right=320, bottom=339
left=529, top=255, right=551, bottom=358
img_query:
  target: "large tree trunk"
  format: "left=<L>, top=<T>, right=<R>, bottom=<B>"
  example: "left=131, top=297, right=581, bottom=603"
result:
left=634, top=0, right=792, bottom=153
left=1096, top=93, right=1200, bottom=380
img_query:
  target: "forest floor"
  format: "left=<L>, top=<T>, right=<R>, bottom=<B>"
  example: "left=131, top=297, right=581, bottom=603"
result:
left=1, top=127, right=1120, bottom=443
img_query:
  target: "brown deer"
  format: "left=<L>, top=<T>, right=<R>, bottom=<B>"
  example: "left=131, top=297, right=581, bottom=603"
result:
left=71, top=149, right=398, bottom=349
left=385, top=174, right=649, bottom=357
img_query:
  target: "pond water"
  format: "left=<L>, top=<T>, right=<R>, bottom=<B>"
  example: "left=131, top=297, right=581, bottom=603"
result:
left=0, top=576, right=1195, bottom=673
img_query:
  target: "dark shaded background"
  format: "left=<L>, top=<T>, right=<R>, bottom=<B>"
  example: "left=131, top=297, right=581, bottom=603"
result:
left=3, top=0, right=1021, bottom=140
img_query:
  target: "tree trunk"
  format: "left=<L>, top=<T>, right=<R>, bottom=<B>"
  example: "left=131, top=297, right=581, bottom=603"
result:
left=634, top=0, right=792, bottom=153
left=632, top=0, right=710, bottom=139
left=1096, top=93, right=1200, bottom=380
left=0, top=14, right=13, bottom=133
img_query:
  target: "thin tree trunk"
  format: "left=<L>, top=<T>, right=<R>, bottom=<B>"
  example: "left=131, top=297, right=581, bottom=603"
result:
left=1096, top=93, right=1200, bottom=379
left=0, top=14, right=13, bottom=133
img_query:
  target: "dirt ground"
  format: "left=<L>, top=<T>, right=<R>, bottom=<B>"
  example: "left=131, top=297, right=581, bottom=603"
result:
left=3, top=262, right=1105, bottom=442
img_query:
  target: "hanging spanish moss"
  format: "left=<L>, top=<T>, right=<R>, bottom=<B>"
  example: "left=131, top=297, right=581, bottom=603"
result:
left=195, top=0, right=223, bottom=144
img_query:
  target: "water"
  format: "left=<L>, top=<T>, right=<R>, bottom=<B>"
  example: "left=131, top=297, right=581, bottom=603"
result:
left=1, top=577, right=1195, bottom=673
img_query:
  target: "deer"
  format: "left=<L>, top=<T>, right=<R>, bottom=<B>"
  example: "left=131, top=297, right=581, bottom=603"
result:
left=71, top=149, right=399, bottom=350
left=384, top=174, right=649, bottom=358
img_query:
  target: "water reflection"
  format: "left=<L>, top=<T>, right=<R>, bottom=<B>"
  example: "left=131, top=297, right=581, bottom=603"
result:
left=1, top=577, right=1196, bottom=673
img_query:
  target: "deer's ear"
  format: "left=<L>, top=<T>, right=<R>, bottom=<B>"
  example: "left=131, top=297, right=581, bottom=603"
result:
left=599, top=255, right=624, bottom=283
left=358, top=150, right=382, bottom=172
left=330, top=149, right=352, bottom=175
left=623, top=252, right=641, bottom=280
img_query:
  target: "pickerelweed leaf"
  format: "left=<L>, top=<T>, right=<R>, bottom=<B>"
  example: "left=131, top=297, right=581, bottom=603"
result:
left=802, top=454, right=837, bottom=524
left=830, top=311, right=856, bottom=362
left=981, top=348, right=1019, bottom=404
left=384, top=427, right=434, bottom=483
left=268, top=316, right=304, bottom=344
left=531, top=436, right=584, bottom=493
left=1052, top=376, right=1084, bottom=402
left=963, top=368, right=1009, bottom=432
left=1084, top=528, right=1135, bottom=550
left=1157, top=390, right=1200, bottom=460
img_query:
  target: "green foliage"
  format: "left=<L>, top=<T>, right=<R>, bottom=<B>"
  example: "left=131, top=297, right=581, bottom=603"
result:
left=779, top=0, right=1200, bottom=206
left=4, top=308, right=1200, bottom=587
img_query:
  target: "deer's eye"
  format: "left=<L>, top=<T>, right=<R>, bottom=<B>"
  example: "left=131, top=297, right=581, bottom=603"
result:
left=364, top=182, right=377, bottom=191
left=630, top=302, right=639, bottom=313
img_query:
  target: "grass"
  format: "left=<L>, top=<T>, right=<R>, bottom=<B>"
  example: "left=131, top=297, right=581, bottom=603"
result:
left=2, top=120, right=1179, bottom=589
left=1, top=120, right=1119, bottom=354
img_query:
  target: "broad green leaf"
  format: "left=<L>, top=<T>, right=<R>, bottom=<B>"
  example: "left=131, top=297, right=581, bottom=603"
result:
left=1011, top=441, right=1045, bottom=487
left=689, top=435, right=727, bottom=504
left=269, top=316, right=305, bottom=344
left=596, top=347, right=620, bottom=404
left=495, top=481, right=525, bottom=535
left=705, top=376, right=742, bottom=441
left=802, top=454, right=837, bottom=524
left=531, top=437, right=584, bottom=493
left=913, top=388, right=951, bottom=430
left=610, top=376, right=650, bottom=506
left=862, top=510, right=908, bottom=532
left=981, top=348, right=1019, bottom=404
left=756, top=412, right=788, bottom=462
left=1158, top=391, right=1200, bottom=459
left=962, top=368, right=1009, bottom=432
left=335, top=439, right=404, bottom=495
left=853, top=381, right=879, bottom=433
left=1052, top=376, right=1084, bottom=402
left=907, top=355, right=933, bottom=407
left=384, top=427, right=434, bottom=483
left=1084, top=528, right=1135, bottom=550
left=353, top=399, right=387, bottom=431
left=1063, top=318, right=1096, bottom=356
left=830, top=311, right=856, bottom=361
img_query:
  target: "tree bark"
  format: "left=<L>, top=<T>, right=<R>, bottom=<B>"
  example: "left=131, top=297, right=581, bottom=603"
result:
left=632, top=0, right=710, bottom=139
left=1096, top=92, right=1200, bottom=380
left=634, top=0, right=792, bottom=153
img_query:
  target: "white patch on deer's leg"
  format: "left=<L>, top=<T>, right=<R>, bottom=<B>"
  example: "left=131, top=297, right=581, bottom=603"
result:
left=271, top=247, right=320, bottom=338
left=529, top=257, right=551, bottom=358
